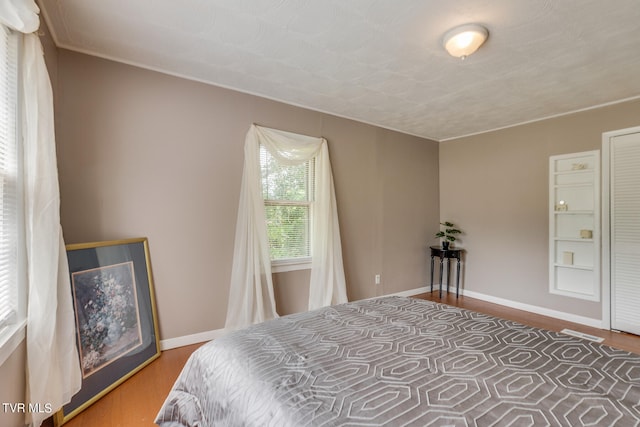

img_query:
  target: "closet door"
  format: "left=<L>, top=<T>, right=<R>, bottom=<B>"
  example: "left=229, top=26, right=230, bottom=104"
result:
left=610, top=132, right=640, bottom=335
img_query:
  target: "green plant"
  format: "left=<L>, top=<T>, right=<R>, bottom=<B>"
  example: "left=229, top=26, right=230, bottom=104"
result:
left=435, top=221, right=462, bottom=243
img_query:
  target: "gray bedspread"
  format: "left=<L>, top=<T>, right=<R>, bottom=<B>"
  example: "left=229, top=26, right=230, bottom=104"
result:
left=155, top=296, right=640, bottom=426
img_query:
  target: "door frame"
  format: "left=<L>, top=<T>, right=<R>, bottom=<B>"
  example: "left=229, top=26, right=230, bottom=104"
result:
left=601, top=125, right=640, bottom=330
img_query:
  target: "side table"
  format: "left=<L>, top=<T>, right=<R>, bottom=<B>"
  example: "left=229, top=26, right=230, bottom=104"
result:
left=429, top=246, right=463, bottom=298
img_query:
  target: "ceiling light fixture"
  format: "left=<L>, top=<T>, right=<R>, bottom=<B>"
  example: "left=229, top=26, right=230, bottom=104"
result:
left=442, top=23, right=489, bottom=59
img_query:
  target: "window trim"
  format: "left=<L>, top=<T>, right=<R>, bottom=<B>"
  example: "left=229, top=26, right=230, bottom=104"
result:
left=0, top=318, right=26, bottom=366
left=271, top=257, right=312, bottom=273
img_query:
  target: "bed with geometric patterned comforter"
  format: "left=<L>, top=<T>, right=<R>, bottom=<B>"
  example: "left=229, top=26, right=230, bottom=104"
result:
left=155, top=296, right=640, bottom=426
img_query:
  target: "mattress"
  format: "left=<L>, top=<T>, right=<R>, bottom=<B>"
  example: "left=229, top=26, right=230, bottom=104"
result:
left=155, top=296, right=640, bottom=426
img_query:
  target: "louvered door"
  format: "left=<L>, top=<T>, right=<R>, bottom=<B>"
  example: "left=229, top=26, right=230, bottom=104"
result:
left=610, top=131, right=640, bottom=335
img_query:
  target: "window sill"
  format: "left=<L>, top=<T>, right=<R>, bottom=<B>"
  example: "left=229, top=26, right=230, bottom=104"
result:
left=0, top=319, right=26, bottom=367
left=272, top=257, right=312, bottom=273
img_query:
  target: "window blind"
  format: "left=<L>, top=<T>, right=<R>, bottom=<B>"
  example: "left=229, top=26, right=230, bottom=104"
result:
left=0, top=25, right=19, bottom=332
left=260, top=145, right=314, bottom=260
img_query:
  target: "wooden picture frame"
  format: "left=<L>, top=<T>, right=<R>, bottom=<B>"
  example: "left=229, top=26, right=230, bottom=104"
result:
left=54, top=238, right=160, bottom=425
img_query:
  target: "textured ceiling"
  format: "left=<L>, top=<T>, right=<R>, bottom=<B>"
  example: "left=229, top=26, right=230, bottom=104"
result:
left=40, top=0, right=640, bottom=141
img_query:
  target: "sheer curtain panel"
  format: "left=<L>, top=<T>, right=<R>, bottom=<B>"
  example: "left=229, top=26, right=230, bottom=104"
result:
left=1, top=1, right=81, bottom=426
left=225, top=125, right=347, bottom=330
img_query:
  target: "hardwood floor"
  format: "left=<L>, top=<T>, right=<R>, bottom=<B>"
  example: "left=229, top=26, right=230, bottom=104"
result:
left=414, top=291, right=640, bottom=355
left=44, top=343, right=204, bottom=427
left=46, top=292, right=640, bottom=426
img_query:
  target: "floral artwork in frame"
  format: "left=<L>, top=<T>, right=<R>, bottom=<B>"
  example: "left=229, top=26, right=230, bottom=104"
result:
left=72, top=261, right=143, bottom=378
left=55, top=238, right=160, bottom=426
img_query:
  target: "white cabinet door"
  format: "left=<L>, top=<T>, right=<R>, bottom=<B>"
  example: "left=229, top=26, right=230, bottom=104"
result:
left=610, top=132, right=640, bottom=335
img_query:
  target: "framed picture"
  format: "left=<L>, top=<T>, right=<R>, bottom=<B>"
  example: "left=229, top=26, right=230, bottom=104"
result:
left=54, top=238, right=160, bottom=426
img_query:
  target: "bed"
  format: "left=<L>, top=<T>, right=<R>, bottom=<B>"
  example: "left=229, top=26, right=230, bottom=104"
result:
left=155, top=296, right=640, bottom=426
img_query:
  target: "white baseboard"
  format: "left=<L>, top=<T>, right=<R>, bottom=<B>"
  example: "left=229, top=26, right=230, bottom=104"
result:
left=159, top=285, right=604, bottom=351
left=459, top=288, right=604, bottom=329
left=160, top=287, right=433, bottom=351
left=390, top=285, right=603, bottom=329
left=382, top=286, right=431, bottom=298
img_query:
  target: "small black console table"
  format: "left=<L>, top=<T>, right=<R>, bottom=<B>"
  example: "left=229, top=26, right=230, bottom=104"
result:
left=429, top=246, right=463, bottom=298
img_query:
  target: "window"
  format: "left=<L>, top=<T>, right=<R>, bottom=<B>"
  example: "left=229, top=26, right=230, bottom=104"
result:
left=260, top=144, right=314, bottom=264
left=0, top=25, right=22, bottom=347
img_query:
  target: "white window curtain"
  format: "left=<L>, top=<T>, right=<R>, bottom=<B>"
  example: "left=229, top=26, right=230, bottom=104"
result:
left=1, top=1, right=81, bottom=426
left=225, top=124, right=347, bottom=330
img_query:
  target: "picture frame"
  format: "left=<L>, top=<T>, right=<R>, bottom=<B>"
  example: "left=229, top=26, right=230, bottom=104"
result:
left=54, top=238, right=161, bottom=426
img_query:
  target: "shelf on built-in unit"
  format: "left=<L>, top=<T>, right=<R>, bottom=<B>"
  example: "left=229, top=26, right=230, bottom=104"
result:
left=554, top=169, right=594, bottom=175
left=554, top=263, right=594, bottom=271
left=554, top=183, right=593, bottom=189
left=553, top=210, right=593, bottom=215
left=554, top=238, right=594, bottom=242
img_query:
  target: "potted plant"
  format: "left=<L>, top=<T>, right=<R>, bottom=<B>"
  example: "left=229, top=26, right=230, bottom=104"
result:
left=435, top=221, right=462, bottom=250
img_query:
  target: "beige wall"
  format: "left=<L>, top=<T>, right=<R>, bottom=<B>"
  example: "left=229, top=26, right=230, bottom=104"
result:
left=439, top=99, right=640, bottom=319
left=0, top=342, right=26, bottom=427
left=55, top=50, right=440, bottom=341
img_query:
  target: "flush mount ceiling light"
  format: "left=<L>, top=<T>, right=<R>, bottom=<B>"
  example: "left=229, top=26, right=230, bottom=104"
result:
left=442, top=23, right=489, bottom=59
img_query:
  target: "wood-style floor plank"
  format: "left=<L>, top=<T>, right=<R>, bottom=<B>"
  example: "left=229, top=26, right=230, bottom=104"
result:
left=45, top=343, right=203, bottom=427
left=45, top=292, right=640, bottom=427
left=414, top=291, right=640, bottom=355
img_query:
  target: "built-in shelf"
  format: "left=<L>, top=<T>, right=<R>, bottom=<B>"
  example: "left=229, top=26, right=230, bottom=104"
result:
left=553, top=170, right=593, bottom=175
left=553, top=183, right=593, bottom=189
left=553, top=210, right=593, bottom=215
left=554, top=264, right=594, bottom=271
left=549, top=150, right=600, bottom=301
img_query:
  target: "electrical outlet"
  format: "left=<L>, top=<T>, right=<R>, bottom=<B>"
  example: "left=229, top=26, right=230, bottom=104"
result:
left=375, top=274, right=381, bottom=285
